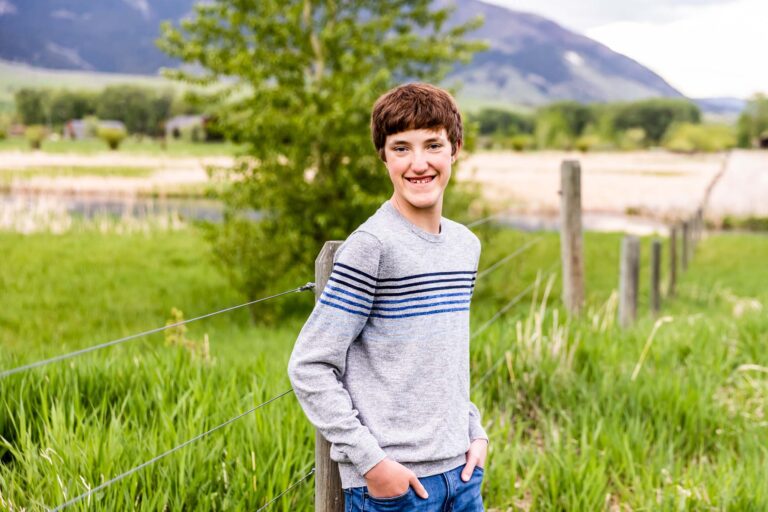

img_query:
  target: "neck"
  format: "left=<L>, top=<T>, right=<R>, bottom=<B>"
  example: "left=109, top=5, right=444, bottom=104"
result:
left=390, top=196, right=442, bottom=234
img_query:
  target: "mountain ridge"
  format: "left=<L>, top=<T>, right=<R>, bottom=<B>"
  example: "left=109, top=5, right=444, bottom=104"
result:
left=0, top=0, right=696, bottom=106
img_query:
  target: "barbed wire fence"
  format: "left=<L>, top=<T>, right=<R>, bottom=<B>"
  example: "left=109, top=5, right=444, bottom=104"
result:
left=0, top=158, right=707, bottom=510
left=1, top=223, right=549, bottom=511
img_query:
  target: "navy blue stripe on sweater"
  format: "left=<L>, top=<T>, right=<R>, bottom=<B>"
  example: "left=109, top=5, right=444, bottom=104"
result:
left=331, top=269, right=475, bottom=290
left=333, top=262, right=477, bottom=283
left=325, top=285, right=472, bottom=306
left=321, top=291, right=470, bottom=313
left=327, top=277, right=474, bottom=298
left=319, top=298, right=469, bottom=319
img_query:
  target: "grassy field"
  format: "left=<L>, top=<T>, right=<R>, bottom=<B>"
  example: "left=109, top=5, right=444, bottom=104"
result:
left=0, top=61, right=181, bottom=114
left=0, top=137, right=244, bottom=157
left=0, top=224, right=766, bottom=510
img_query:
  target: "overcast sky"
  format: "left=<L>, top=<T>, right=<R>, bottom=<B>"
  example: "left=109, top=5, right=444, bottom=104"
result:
left=483, top=0, right=766, bottom=99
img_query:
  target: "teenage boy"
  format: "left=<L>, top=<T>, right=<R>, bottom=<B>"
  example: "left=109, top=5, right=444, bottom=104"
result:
left=288, top=83, right=488, bottom=511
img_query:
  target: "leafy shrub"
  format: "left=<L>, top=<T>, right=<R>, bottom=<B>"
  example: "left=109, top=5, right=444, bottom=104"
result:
left=25, top=125, right=46, bottom=149
left=575, top=134, right=601, bottom=152
left=618, top=128, right=646, bottom=150
left=510, top=134, right=534, bottom=151
left=663, top=123, right=735, bottom=153
left=97, top=125, right=128, bottom=150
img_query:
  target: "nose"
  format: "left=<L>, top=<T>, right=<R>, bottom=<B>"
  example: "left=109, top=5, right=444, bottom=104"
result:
left=411, top=150, right=429, bottom=173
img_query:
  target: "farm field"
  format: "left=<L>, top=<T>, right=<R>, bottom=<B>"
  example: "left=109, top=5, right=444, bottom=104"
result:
left=2, top=148, right=766, bottom=223
left=0, top=223, right=766, bottom=510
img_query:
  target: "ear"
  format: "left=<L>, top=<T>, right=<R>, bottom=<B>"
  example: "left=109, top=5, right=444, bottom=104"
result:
left=452, top=140, right=463, bottom=162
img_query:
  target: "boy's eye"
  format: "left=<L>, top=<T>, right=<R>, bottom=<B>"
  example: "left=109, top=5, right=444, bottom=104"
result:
left=428, top=143, right=443, bottom=150
left=393, top=146, right=408, bottom=153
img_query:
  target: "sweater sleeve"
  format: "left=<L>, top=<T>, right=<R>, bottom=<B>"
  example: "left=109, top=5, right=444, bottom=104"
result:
left=469, top=402, right=489, bottom=442
left=287, top=231, right=386, bottom=477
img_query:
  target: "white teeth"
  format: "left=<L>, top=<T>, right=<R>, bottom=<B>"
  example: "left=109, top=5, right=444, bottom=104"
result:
left=408, top=176, right=434, bottom=184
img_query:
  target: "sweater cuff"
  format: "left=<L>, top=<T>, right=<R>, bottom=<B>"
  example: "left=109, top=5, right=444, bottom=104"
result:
left=346, top=431, right=387, bottom=477
left=469, top=420, right=489, bottom=443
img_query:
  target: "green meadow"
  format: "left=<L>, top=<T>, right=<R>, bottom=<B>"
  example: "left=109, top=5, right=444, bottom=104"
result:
left=0, top=137, right=243, bottom=157
left=0, top=223, right=766, bottom=510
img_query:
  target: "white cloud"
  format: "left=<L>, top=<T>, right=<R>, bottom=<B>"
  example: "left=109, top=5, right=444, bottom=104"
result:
left=122, top=0, right=150, bottom=19
left=0, top=0, right=17, bottom=16
left=481, top=0, right=739, bottom=31
left=586, top=0, right=767, bottom=98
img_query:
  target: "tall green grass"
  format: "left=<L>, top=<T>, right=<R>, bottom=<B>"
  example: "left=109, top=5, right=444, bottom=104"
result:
left=0, top=226, right=766, bottom=510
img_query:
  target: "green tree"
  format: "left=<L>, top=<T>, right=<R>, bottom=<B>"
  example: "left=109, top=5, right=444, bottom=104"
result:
left=736, top=93, right=768, bottom=148
left=14, top=88, right=48, bottom=125
left=534, top=101, right=593, bottom=149
left=96, top=85, right=174, bottom=135
left=158, top=0, right=483, bottom=320
left=611, top=98, right=700, bottom=145
left=49, top=90, right=98, bottom=125
left=471, top=108, right=534, bottom=136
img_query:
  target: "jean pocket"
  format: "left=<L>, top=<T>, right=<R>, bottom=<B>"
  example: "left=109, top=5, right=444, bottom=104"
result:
left=364, top=487, right=413, bottom=510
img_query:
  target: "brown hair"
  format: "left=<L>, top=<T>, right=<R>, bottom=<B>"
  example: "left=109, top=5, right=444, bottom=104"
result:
left=371, top=83, right=463, bottom=161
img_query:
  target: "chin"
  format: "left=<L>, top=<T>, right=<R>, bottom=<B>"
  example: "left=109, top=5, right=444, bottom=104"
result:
left=404, top=193, right=441, bottom=210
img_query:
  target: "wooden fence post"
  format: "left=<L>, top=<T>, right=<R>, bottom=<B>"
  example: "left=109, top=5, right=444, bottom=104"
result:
left=619, top=236, right=640, bottom=328
left=315, top=241, right=344, bottom=512
left=696, top=207, right=704, bottom=247
left=560, top=160, right=585, bottom=314
left=681, top=221, right=690, bottom=271
left=668, top=226, right=677, bottom=297
left=651, top=239, right=661, bottom=315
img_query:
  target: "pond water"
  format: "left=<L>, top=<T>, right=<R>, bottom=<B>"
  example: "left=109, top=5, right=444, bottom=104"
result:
left=0, top=191, right=667, bottom=235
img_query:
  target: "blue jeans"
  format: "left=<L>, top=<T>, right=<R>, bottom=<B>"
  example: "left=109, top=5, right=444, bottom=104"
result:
left=343, top=464, right=484, bottom=511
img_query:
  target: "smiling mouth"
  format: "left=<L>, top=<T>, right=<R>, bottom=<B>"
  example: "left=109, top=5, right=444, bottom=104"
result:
left=405, top=175, right=436, bottom=184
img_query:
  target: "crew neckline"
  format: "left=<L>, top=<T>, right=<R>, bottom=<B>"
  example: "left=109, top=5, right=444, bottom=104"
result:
left=383, top=200, right=446, bottom=243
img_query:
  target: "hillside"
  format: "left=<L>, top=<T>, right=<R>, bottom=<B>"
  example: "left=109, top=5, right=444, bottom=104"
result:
left=0, top=0, right=684, bottom=106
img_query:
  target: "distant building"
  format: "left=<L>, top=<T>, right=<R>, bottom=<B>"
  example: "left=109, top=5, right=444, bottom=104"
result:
left=65, top=119, right=126, bottom=140
left=164, top=115, right=205, bottom=140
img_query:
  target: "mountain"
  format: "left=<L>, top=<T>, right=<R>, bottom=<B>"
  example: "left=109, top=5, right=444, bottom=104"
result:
left=447, top=0, right=683, bottom=106
left=0, top=0, right=684, bottom=106
left=693, top=97, right=746, bottom=116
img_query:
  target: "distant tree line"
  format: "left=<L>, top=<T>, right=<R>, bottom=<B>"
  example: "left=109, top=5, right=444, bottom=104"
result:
left=736, top=93, right=768, bottom=148
left=468, top=96, right=765, bottom=152
left=13, top=85, right=203, bottom=136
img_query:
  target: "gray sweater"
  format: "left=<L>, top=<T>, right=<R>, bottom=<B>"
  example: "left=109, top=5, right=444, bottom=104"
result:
left=287, top=200, right=488, bottom=488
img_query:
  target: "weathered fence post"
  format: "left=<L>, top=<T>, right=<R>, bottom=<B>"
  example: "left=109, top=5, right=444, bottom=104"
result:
left=619, top=236, right=640, bottom=327
left=315, top=241, right=344, bottom=512
left=681, top=221, right=690, bottom=271
left=668, top=226, right=677, bottom=297
left=651, top=239, right=661, bottom=315
left=696, top=207, right=704, bottom=247
left=560, top=160, right=585, bottom=314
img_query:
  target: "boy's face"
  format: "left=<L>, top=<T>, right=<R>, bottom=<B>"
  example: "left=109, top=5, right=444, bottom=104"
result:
left=383, top=127, right=457, bottom=213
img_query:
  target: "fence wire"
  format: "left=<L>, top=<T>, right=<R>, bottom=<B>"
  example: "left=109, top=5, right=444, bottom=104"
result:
left=255, top=467, right=316, bottom=512
left=51, top=389, right=295, bottom=511
left=476, top=237, right=542, bottom=281
left=29, top=224, right=553, bottom=508
left=0, top=283, right=315, bottom=380
left=472, top=261, right=560, bottom=339
left=471, top=261, right=561, bottom=392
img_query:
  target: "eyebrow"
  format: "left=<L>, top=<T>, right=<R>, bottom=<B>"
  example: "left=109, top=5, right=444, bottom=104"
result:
left=388, top=137, right=445, bottom=146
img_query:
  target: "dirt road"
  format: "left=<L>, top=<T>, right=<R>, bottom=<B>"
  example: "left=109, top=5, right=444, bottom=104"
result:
left=1, top=149, right=764, bottom=221
left=459, top=150, right=727, bottom=219
left=706, top=150, right=768, bottom=217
